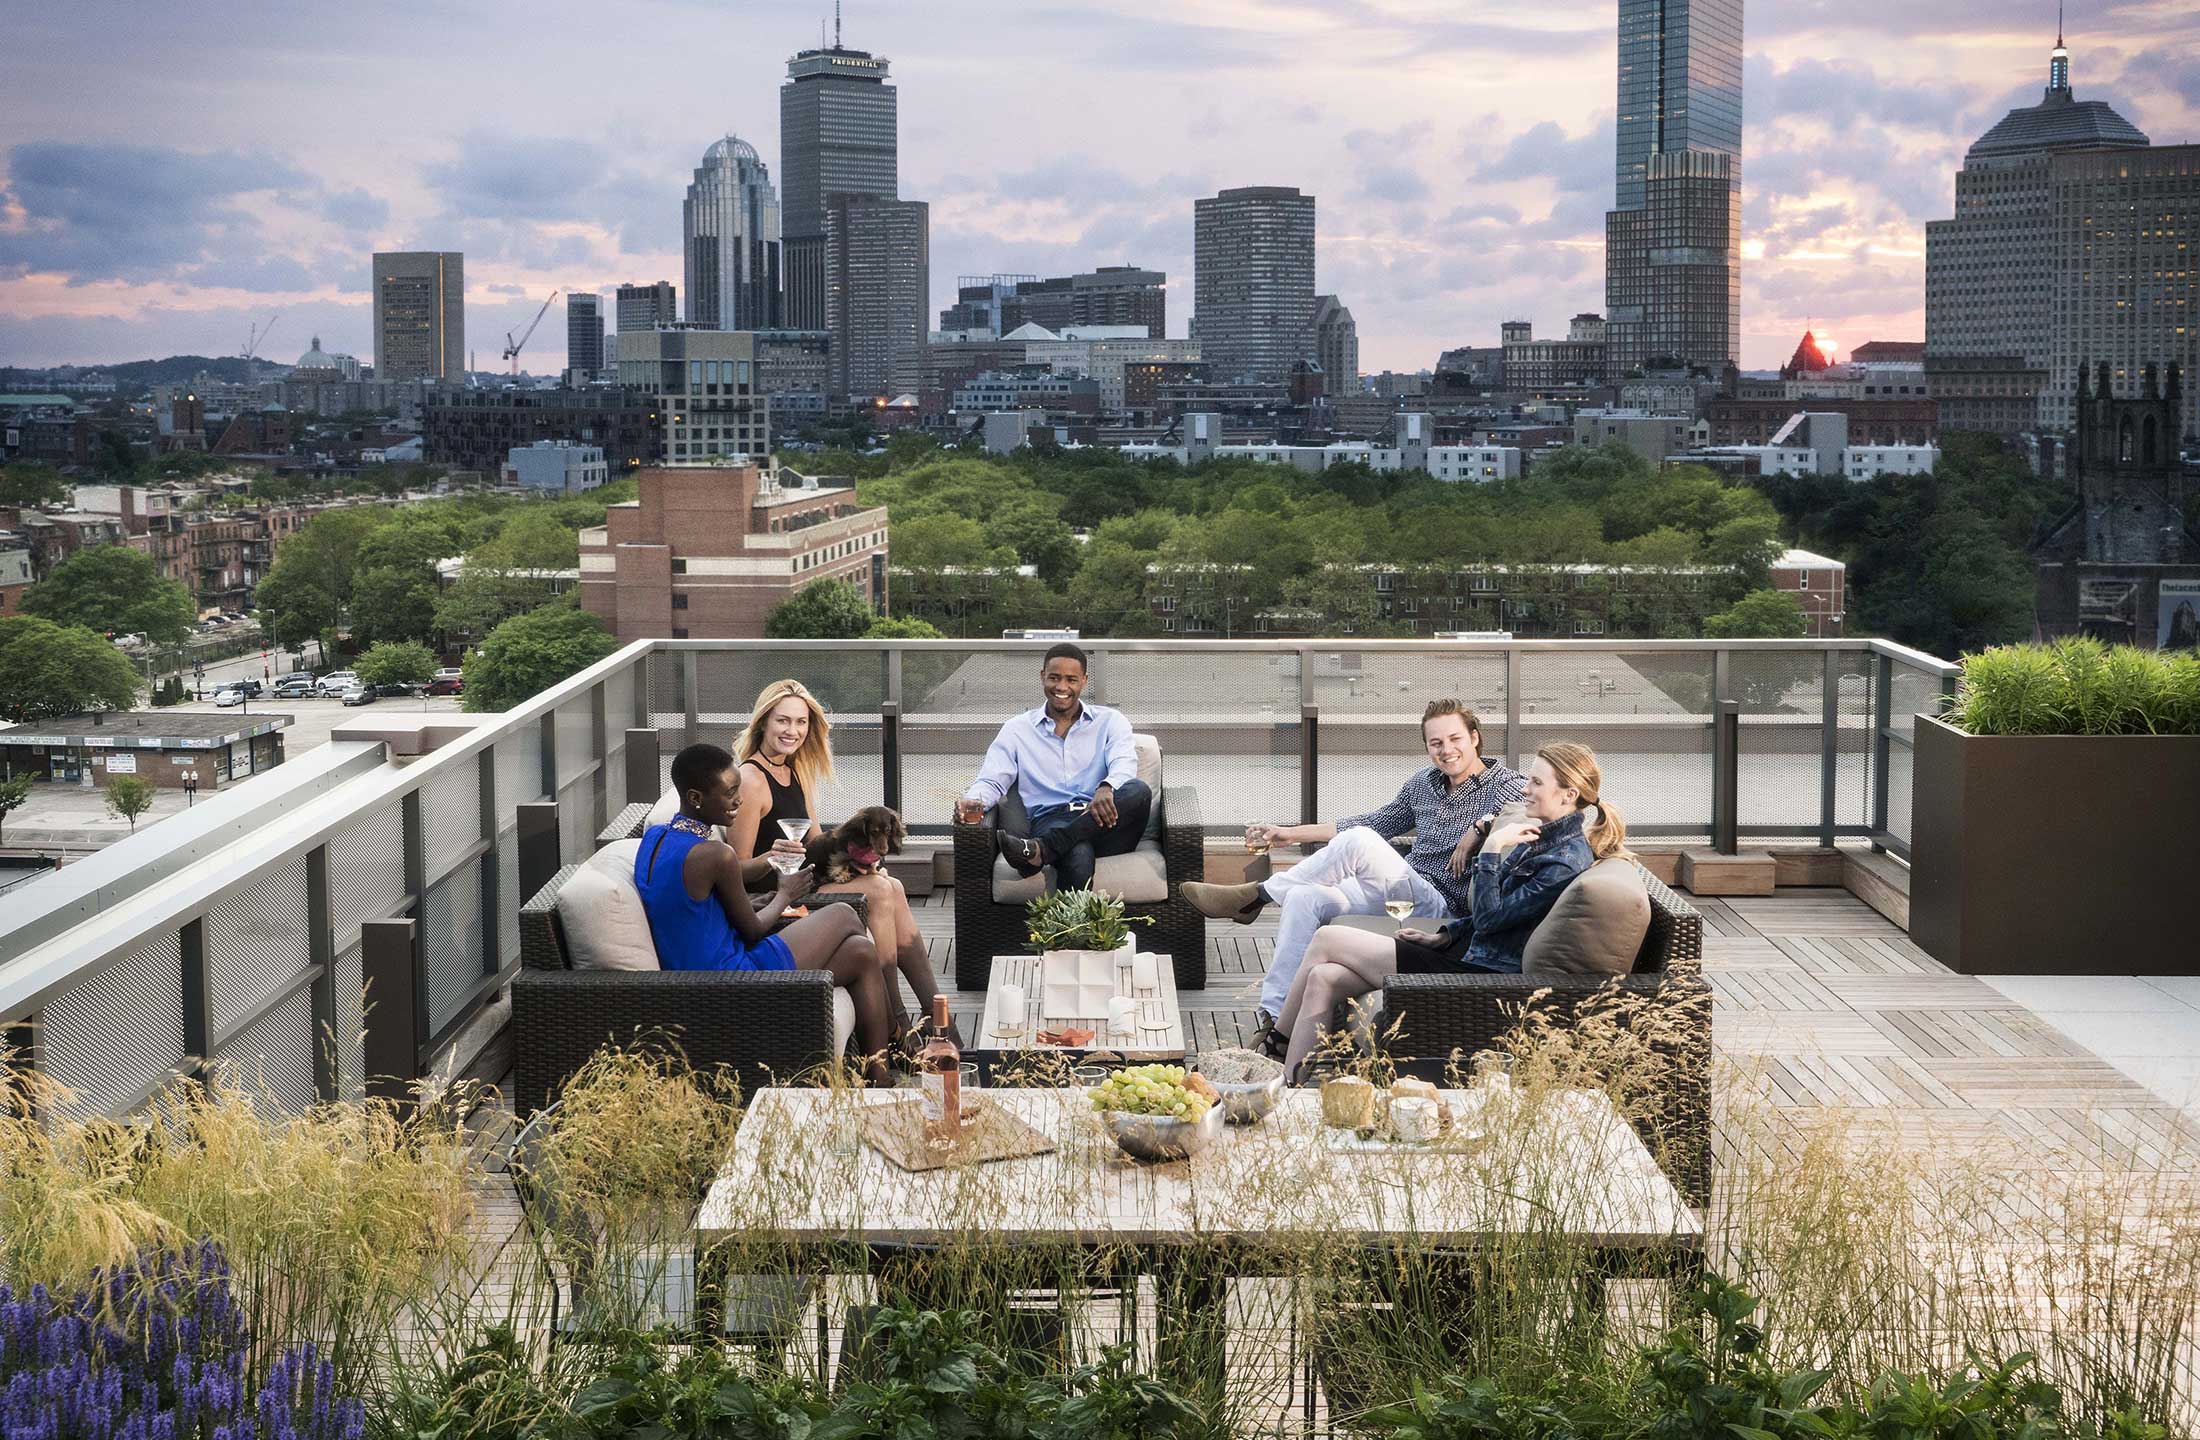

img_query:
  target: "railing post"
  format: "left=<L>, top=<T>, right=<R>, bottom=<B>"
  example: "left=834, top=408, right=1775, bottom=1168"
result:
left=307, top=845, right=339, bottom=1102
left=1299, top=702, right=1319, bottom=827
left=1870, top=651, right=1894, bottom=850
left=881, top=700, right=902, bottom=812
left=1712, top=699, right=1740, bottom=856
left=179, top=917, right=210, bottom=1075
left=360, top=918, right=419, bottom=1106
left=1504, top=646, right=1525, bottom=771
left=399, top=790, right=428, bottom=1072
left=516, top=801, right=562, bottom=902
left=1819, top=650, right=1840, bottom=850
left=625, top=728, right=661, bottom=806
left=679, top=650, right=700, bottom=742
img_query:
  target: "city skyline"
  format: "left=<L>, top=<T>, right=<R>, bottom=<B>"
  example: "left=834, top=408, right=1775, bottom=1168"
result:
left=1, top=0, right=2195, bottom=375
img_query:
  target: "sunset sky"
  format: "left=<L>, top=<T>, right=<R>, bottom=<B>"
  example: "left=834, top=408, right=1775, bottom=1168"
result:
left=2, top=0, right=2195, bottom=375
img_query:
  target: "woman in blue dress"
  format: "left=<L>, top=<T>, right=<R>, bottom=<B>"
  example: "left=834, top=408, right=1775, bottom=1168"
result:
left=636, top=741, right=894, bottom=1085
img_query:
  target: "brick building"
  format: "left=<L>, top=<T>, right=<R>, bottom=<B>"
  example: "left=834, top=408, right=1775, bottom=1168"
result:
left=1706, top=396, right=1937, bottom=446
left=1770, top=550, right=1846, bottom=638
left=578, top=462, right=890, bottom=641
left=1925, top=355, right=2047, bottom=440
left=425, top=389, right=661, bottom=475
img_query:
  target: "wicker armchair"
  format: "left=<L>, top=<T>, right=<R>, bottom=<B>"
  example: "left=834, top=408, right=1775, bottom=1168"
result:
left=1372, top=869, right=1713, bottom=1207
left=951, top=735, right=1206, bottom=994
left=509, top=866, right=867, bottom=1115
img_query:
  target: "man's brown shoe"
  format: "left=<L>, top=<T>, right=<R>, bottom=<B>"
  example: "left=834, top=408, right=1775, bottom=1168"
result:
left=1182, top=880, right=1267, bottom=923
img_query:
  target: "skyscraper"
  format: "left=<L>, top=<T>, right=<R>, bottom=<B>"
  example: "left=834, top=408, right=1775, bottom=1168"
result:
left=1308, top=294, right=1359, bottom=397
left=780, top=19, right=897, bottom=331
left=1925, top=31, right=2184, bottom=436
left=1603, top=0, right=1743, bottom=375
left=616, top=281, right=678, bottom=335
left=372, top=251, right=465, bottom=382
left=684, top=136, right=783, bottom=331
left=1192, top=186, right=1316, bottom=385
left=566, top=292, right=604, bottom=375
left=824, top=194, right=929, bottom=400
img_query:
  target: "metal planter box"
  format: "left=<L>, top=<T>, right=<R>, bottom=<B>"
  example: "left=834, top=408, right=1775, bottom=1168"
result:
left=1909, top=714, right=2200, bottom=975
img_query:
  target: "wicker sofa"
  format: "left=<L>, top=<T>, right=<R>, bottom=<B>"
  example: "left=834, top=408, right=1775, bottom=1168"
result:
left=1356, top=866, right=1712, bottom=1206
left=950, top=734, right=1206, bottom=995
left=509, top=866, right=867, bottom=1114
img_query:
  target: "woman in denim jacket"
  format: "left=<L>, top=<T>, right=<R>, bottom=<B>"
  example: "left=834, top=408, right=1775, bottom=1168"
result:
left=1452, top=741, right=1629, bottom=972
left=1274, top=742, right=1629, bottom=1080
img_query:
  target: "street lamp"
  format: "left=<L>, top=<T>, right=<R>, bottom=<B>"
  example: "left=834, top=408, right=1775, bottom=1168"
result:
left=181, top=768, right=199, bottom=808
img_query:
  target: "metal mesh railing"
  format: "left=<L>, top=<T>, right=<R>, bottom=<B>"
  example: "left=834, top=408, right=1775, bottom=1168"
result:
left=2, top=638, right=1956, bottom=1124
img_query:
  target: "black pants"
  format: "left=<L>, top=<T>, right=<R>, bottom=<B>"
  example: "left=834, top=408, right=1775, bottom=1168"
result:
left=1395, top=920, right=1516, bottom=976
left=1027, top=779, right=1152, bottom=892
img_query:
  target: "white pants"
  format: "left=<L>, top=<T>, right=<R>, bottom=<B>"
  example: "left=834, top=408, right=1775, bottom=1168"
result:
left=1257, top=828, right=1448, bottom=1017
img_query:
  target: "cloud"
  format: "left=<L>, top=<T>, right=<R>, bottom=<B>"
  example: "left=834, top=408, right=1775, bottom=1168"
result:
left=0, top=142, right=315, bottom=285
left=1471, top=118, right=1614, bottom=194
left=422, top=132, right=614, bottom=222
left=320, top=186, right=390, bottom=231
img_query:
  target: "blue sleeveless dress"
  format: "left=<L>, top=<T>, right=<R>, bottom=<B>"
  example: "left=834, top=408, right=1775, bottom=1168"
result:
left=635, top=824, right=796, bottom=972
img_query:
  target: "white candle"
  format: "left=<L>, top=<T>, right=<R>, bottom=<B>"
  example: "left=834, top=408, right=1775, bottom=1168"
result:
left=1130, top=950, right=1158, bottom=990
left=995, top=983, right=1025, bottom=1034
left=1107, top=996, right=1136, bottom=1034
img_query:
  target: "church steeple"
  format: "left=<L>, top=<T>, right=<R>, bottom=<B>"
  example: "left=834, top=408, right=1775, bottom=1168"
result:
left=2048, top=3, right=2071, bottom=95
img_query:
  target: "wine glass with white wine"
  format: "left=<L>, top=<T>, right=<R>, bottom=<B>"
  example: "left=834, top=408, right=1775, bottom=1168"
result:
left=1384, top=896, right=1416, bottom=924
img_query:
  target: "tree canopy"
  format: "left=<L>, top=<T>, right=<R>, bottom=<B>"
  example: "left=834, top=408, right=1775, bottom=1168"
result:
left=354, top=640, right=438, bottom=688
left=765, top=579, right=878, bottom=639
left=1704, top=588, right=1809, bottom=639
left=463, top=604, right=616, bottom=713
left=0, top=616, right=143, bottom=721
left=21, top=544, right=196, bottom=643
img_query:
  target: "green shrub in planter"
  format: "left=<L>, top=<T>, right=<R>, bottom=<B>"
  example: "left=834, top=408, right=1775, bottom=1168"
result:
left=1946, top=638, right=2200, bottom=737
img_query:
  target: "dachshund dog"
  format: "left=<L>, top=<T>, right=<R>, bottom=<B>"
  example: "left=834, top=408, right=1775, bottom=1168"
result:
left=801, top=806, right=908, bottom=885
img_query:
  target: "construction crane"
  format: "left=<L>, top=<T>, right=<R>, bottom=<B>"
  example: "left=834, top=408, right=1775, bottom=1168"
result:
left=503, top=291, right=558, bottom=376
left=239, top=314, right=280, bottom=383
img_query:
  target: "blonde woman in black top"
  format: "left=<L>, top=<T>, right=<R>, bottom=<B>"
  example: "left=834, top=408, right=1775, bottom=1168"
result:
left=730, top=679, right=945, bottom=1035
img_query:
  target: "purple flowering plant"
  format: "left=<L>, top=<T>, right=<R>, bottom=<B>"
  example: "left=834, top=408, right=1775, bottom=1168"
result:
left=0, top=1239, right=364, bottom=1440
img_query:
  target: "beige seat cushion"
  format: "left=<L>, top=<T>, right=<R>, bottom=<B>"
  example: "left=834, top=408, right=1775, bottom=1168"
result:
left=557, top=840, right=661, bottom=972
left=1522, top=857, right=1651, bottom=979
left=644, top=786, right=729, bottom=841
left=991, top=839, right=1169, bottom=904
left=831, top=988, right=855, bottom=1057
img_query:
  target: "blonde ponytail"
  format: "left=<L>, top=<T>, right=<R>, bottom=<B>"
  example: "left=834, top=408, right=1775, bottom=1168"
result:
left=1535, top=741, right=1631, bottom=861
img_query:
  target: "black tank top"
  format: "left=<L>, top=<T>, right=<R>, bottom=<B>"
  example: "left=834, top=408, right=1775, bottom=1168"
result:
left=743, top=756, right=807, bottom=841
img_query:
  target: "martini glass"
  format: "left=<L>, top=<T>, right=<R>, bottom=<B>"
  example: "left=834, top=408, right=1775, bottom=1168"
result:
left=772, top=818, right=809, bottom=873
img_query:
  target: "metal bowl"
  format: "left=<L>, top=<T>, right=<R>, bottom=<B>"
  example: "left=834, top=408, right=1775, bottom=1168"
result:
left=1098, top=1100, right=1225, bottom=1161
left=1193, top=1068, right=1286, bottom=1124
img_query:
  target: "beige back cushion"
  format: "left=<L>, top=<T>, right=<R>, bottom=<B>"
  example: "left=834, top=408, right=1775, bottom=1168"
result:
left=647, top=785, right=724, bottom=841
left=1522, top=856, right=1651, bottom=979
left=557, top=839, right=662, bottom=972
left=1131, top=732, right=1163, bottom=841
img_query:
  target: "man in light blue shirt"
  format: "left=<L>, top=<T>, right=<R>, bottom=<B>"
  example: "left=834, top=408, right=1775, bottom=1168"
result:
left=954, top=643, right=1151, bottom=893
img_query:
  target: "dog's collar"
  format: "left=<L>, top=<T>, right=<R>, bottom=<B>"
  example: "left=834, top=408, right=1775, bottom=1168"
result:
left=847, top=844, right=880, bottom=868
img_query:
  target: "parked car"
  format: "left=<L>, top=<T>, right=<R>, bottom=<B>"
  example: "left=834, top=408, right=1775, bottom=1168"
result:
left=316, top=671, right=360, bottom=696
left=212, top=687, right=246, bottom=708
left=272, top=676, right=317, bottom=700
left=340, top=684, right=377, bottom=707
left=232, top=679, right=264, bottom=698
left=427, top=668, right=465, bottom=697
left=372, top=682, right=418, bottom=699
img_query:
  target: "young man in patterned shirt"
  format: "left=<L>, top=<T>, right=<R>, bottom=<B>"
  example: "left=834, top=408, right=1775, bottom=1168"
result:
left=1183, top=699, right=1525, bottom=1051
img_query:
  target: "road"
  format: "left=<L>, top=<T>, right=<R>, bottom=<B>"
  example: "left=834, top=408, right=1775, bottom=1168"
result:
left=170, top=640, right=329, bottom=699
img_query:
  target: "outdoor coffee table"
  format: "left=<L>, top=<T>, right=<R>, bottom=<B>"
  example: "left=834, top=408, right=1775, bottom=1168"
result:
left=696, top=1084, right=1699, bottom=1390
left=968, top=952, right=1185, bottom=1073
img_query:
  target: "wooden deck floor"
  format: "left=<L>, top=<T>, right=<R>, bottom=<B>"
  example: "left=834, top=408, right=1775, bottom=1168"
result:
left=912, top=883, right=2197, bottom=1162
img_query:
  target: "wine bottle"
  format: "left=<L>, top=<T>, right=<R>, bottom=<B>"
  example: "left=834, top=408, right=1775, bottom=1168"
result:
left=919, top=993, right=961, bottom=1135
